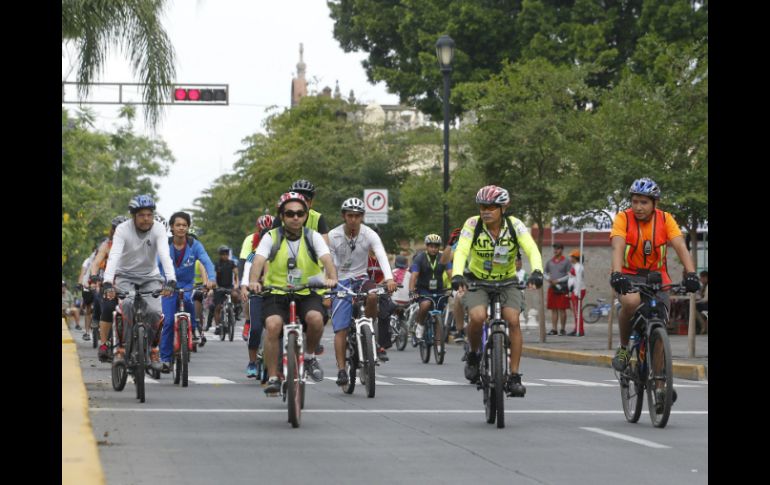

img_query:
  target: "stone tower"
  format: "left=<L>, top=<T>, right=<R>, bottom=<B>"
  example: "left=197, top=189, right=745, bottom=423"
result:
left=291, top=43, right=308, bottom=107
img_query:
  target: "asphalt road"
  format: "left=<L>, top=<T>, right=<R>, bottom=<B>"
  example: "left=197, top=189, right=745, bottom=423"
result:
left=78, top=320, right=708, bottom=485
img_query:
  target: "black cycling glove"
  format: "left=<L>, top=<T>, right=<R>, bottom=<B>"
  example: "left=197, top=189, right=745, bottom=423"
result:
left=610, top=272, right=632, bottom=294
left=102, top=282, right=114, bottom=297
left=451, top=275, right=467, bottom=291
left=683, top=272, right=700, bottom=293
left=528, top=270, right=544, bottom=288
left=163, top=280, right=177, bottom=293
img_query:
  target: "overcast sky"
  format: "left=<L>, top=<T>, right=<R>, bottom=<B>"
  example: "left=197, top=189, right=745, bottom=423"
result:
left=61, top=0, right=400, bottom=220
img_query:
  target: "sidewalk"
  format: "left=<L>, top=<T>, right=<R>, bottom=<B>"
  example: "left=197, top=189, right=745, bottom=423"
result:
left=460, top=320, right=708, bottom=381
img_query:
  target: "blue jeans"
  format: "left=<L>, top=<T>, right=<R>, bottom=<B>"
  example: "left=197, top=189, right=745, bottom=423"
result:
left=160, top=289, right=196, bottom=363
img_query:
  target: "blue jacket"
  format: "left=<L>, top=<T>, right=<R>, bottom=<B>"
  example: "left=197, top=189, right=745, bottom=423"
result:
left=159, top=236, right=216, bottom=289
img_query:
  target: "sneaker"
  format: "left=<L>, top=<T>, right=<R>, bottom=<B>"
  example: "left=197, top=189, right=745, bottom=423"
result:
left=464, top=351, right=480, bottom=383
left=150, top=348, right=162, bottom=371
left=654, top=388, right=678, bottom=413
left=192, top=334, right=199, bottom=342
left=415, top=324, right=425, bottom=339
left=75, top=324, right=82, bottom=330
left=559, top=329, right=566, bottom=336
left=454, top=331, right=465, bottom=344
left=98, top=344, right=110, bottom=362
left=377, top=347, right=389, bottom=362
left=264, top=377, right=281, bottom=395
left=242, top=321, right=250, bottom=341
left=315, top=344, right=324, bottom=355
left=506, top=373, right=526, bottom=397
left=306, top=358, right=324, bottom=382
left=612, top=347, right=631, bottom=372
left=199, top=335, right=206, bottom=347
left=567, top=330, right=577, bottom=336
left=113, top=347, right=125, bottom=364
left=214, top=326, right=221, bottom=335
left=547, top=329, right=558, bottom=336
left=336, top=369, right=349, bottom=386
left=161, top=362, right=171, bottom=374
left=246, top=362, right=257, bottom=378
left=82, top=332, right=91, bottom=341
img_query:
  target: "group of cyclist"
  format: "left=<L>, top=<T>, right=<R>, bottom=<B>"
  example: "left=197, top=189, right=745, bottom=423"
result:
left=68, top=175, right=700, bottom=409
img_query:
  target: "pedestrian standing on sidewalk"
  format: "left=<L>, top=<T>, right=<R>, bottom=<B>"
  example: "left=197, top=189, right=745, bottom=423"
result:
left=545, top=243, right=571, bottom=335
left=567, top=249, right=585, bottom=336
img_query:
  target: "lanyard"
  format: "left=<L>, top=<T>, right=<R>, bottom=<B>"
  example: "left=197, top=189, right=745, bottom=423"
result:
left=427, top=254, right=438, bottom=276
left=174, top=244, right=187, bottom=268
left=482, top=223, right=508, bottom=249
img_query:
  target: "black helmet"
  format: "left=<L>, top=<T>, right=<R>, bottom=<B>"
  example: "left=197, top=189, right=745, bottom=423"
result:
left=290, top=179, right=316, bottom=199
left=218, top=245, right=230, bottom=254
left=395, top=255, right=408, bottom=269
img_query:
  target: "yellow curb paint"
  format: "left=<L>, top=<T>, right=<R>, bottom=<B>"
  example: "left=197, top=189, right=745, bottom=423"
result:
left=522, top=345, right=707, bottom=381
left=62, top=319, right=105, bottom=485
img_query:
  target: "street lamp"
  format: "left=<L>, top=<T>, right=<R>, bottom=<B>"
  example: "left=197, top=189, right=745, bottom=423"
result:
left=436, top=35, right=455, bottom=245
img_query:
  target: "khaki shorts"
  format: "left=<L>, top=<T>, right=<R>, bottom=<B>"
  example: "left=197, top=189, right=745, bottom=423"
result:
left=462, top=283, right=524, bottom=314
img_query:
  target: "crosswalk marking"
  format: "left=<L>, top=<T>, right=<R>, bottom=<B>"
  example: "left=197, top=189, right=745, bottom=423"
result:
left=323, top=377, right=394, bottom=386
left=188, top=376, right=236, bottom=384
left=581, top=427, right=671, bottom=449
left=540, top=379, right=614, bottom=387
left=397, top=378, right=464, bottom=386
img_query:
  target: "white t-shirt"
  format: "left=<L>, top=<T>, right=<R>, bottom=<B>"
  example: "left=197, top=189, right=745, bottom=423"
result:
left=103, top=219, right=175, bottom=283
left=568, top=262, right=585, bottom=296
left=80, top=253, right=95, bottom=286
left=328, top=223, right=393, bottom=281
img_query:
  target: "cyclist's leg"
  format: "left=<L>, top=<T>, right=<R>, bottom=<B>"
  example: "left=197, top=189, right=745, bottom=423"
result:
left=247, top=294, right=264, bottom=363
left=377, top=294, right=394, bottom=349
left=617, top=292, right=642, bottom=347
left=300, top=295, right=325, bottom=356
left=500, top=287, right=524, bottom=373
left=331, top=279, right=355, bottom=370
left=462, top=287, right=489, bottom=354
left=262, top=298, right=287, bottom=379
left=135, top=279, right=164, bottom=353
left=453, top=290, right=465, bottom=333
left=160, top=293, right=177, bottom=364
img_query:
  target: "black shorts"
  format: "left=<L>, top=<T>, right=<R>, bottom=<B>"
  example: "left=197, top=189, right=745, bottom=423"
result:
left=192, top=288, right=205, bottom=302
left=81, top=289, right=95, bottom=306
left=262, top=293, right=324, bottom=330
left=213, top=287, right=232, bottom=306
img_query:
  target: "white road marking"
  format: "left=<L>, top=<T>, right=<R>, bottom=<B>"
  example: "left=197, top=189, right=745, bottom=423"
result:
left=187, top=376, right=236, bottom=384
left=602, top=379, right=707, bottom=388
left=90, top=408, right=708, bottom=415
left=397, top=378, right=465, bottom=386
left=581, top=427, right=671, bottom=449
left=540, top=379, right=614, bottom=387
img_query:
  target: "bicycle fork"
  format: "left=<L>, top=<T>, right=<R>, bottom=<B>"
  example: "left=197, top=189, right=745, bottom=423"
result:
left=354, top=317, right=378, bottom=365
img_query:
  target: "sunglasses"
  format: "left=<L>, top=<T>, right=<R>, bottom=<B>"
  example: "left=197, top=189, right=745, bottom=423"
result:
left=283, top=210, right=307, bottom=219
left=479, top=204, right=500, bottom=211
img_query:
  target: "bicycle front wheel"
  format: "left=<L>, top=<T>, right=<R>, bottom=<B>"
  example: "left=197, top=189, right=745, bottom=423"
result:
left=492, top=333, right=506, bottom=428
left=392, top=315, right=407, bottom=351
left=286, top=333, right=301, bottom=428
left=433, top=315, right=445, bottom=365
left=181, top=318, right=190, bottom=387
left=419, top=335, right=431, bottom=364
left=361, top=325, right=376, bottom=398
left=135, top=326, right=146, bottom=403
left=647, top=326, right=674, bottom=428
left=112, top=360, right=127, bottom=391
left=582, top=303, right=600, bottom=324
left=484, top=347, right=495, bottom=424
left=343, top=333, right=357, bottom=395
left=228, top=306, right=235, bottom=341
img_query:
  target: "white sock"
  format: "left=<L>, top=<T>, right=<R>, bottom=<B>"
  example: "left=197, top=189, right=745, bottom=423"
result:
left=305, top=353, right=315, bottom=360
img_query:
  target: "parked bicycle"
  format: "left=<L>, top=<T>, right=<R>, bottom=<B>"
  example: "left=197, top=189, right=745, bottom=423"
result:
left=467, top=279, right=527, bottom=429
left=582, top=297, right=621, bottom=324
left=415, top=289, right=452, bottom=365
left=259, top=282, right=327, bottom=428
left=616, top=272, right=684, bottom=428
left=336, top=283, right=392, bottom=398
left=111, top=286, right=163, bottom=403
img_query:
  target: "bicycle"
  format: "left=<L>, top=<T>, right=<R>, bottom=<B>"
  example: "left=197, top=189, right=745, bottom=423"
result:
left=414, top=290, right=452, bottom=365
left=170, top=286, right=199, bottom=387
left=260, top=282, right=327, bottom=428
left=335, top=283, right=391, bottom=398
left=616, top=272, right=684, bottom=428
left=466, top=279, right=527, bottom=429
left=111, top=286, right=163, bottom=403
left=388, top=301, right=411, bottom=351
left=582, top=297, right=621, bottom=324
left=215, top=288, right=236, bottom=342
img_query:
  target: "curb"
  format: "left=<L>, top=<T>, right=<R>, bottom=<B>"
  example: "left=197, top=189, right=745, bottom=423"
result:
left=522, top=345, right=707, bottom=381
left=62, top=319, right=105, bottom=485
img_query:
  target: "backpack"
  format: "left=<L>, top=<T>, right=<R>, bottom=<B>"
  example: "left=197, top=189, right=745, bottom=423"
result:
left=470, top=215, right=520, bottom=253
left=267, top=226, right=319, bottom=265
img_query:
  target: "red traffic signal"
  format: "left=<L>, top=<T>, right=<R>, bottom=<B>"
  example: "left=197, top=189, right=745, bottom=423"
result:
left=171, top=86, right=228, bottom=104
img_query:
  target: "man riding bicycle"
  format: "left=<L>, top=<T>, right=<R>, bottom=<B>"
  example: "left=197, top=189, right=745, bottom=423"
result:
left=609, top=178, right=700, bottom=378
left=411, top=234, right=448, bottom=340
left=451, top=185, right=544, bottom=397
left=328, top=197, right=398, bottom=386
left=101, top=195, right=176, bottom=371
left=212, top=246, right=239, bottom=335
left=247, top=192, right=338, bottom=395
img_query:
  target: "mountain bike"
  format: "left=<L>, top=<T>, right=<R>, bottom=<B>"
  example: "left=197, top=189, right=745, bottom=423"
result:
left=415, top=290, right=452, bottom=365
left=170, top=287, right=197, bottom=387
left=388, top=302, right=410, bottom=351
left=582, top=297, right=621, bottom=324
left=336, top=283, right=391, bottom=398
left=260, top=282, right=327, bottom=428
left=467, top=279, right=527, bottom=429
left=111, top=286, right=163, bottom=403
left=216, top=288, right=236, bottom=342
left=616, top=272, right=685, bottom=428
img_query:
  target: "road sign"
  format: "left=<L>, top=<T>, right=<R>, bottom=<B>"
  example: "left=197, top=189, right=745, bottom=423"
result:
left=364, top=189, right=388, bottom=224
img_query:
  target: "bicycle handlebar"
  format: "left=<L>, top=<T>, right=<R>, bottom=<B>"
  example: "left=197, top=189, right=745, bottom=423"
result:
left=258, top=282, right=330, bottom=295
left=115, top=289, right=162, bottom=299
left=467, top=279, right=528, bottom=291
left=335, top=283, right=402, bottom=299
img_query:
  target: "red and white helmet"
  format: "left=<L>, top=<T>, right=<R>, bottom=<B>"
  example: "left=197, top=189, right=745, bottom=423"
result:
left=277, top=192, right=308, bottom=213
left=475, top=185, right=510, bottom=206
left=256, top=214, right=274, bottom=230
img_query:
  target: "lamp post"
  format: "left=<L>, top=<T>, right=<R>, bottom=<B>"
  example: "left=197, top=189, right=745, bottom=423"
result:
left=436, top=35, right=455, bottom=244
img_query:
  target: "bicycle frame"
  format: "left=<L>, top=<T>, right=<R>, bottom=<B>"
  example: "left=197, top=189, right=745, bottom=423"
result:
left=173, top=288, right=194, bottom=353
left=282, top=296, right=305, bottom=394
left=337, top=283, right=384, bottom=365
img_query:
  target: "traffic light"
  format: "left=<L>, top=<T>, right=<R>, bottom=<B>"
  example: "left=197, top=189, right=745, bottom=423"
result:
left=171, top=85, right=228, bottom=105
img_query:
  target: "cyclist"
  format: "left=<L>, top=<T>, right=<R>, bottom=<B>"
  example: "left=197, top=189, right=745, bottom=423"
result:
left=62, top=281, right=81, bottom=329
left=77, top=244, right=98, bottom=340
left=366, top=247, right=395, bottom=361
left=212, top=246, right=239, bottom=336
left=441, top=227, right=465, bottom=342
left=238, top=214, right=274, bottom=342
left=101, top=194, right=176, bottom=371
left=247, top=192, right=338, bottom=395
left=451, top=185, right=544, bottom=397
left=191, top=259, right=208, bottom=342
left=328, top=197, right=397, bottom=386
left=609, top=178, right=700, bottom=392
left=411, top=234, right=448, bottom=342
left=90, top=215, right=128, bottom=361
left=158, top=212, right=216, bottom=373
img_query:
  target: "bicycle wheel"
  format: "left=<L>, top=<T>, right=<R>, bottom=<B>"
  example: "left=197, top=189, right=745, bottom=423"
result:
left=135, top=326, right=146, bottom=403
left=111, top=360, right=127, bottom=391
left=343, top=333, right=357, bottom=394
left=647, top=326, right=673, bottom=428
left=181, top=318, right=190, bottom=387
left=419, top=334, right=431, bottom=364
left=286, top=333, right=301, bottom=428
left=582, top=303, right=600, bottom=324
left=92, top=326, right=99, bottom=348
left=442, top=306, right=453, bottom=343
left=361, top=324, right=376, bottom=398
left=433, top=314, right=445, bottom=365
left=492, top=333, right=506, bottom=428
left=228, top=306, right=235, bottom=342
left=619, top=348, right=643, bottom=423
left=484, top=349, right=496, bottom=424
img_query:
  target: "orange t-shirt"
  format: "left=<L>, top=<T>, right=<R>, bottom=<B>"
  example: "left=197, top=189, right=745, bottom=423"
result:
left=610, top=210, right=682, bottom=270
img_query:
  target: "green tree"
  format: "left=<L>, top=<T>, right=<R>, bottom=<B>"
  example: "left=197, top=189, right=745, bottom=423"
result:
left=62, top=0, right=177, bottom=128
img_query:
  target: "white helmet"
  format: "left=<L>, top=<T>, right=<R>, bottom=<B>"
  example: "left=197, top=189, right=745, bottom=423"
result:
left=154, top=214, right=169, bottom=233
left=341, top=197, right=365, bottom=213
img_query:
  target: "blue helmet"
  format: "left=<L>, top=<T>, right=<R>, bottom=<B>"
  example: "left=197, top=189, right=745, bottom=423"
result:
left=128, top=194, right=156, bottom=214
left=628, top=178, right=660, bottom=200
